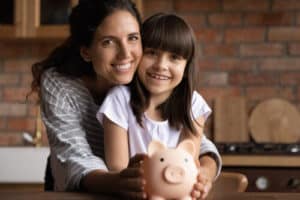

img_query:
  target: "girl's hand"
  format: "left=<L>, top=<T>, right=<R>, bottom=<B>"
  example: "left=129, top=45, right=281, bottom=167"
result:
left=191, top=160, right=213, bottom=200
left=118, top=154, right=148, bottom=199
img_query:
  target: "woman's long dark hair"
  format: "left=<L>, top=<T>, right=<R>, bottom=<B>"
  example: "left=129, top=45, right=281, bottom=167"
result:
left=130, top=13, right=199, bottom=135
left=30, top=0, right=141, bottom=100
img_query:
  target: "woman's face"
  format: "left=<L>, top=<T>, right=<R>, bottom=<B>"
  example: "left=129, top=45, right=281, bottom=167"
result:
left=81, top=10, right=142, bottom=86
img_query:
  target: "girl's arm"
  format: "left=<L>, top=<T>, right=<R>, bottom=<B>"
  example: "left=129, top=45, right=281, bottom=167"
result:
left=179, top=116, right=205, bottom=159
left=103, top=116, right=130, bottom=171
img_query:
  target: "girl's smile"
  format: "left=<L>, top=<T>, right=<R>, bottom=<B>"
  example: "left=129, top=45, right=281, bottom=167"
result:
left=146, top=72, right=171, bottom=81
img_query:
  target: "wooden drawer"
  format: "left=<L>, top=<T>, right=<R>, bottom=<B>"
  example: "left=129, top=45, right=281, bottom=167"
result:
left=224, top=167, right=300, bottom=193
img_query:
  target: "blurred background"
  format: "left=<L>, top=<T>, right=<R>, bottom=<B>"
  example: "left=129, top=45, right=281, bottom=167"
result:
left=0, top=0, right=299, bottom=193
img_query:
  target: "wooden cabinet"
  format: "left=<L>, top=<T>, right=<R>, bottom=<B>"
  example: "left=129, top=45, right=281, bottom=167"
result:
left=222, top=155, right=300, bottom=193
left=25, top=0, right=78, bottom=38
left=0, top=0, right=26, bottom=38
left=0, top=0, right=78, bottom=39
left=0, top=0, right=143, bottom=39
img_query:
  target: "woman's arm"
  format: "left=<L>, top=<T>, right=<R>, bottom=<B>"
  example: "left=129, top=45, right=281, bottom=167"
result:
left=82, top=154, right=147, bottom=199
left=41, top=71, right=108, bottom=191
left=103, top=116, right=130, bottom=171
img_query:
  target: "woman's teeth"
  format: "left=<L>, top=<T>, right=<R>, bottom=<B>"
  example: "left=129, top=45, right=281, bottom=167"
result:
left=115, top=63, right=131, bottom=70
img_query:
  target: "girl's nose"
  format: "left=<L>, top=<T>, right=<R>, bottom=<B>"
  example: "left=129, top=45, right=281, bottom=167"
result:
left=154, top=55, right=169, bottom=71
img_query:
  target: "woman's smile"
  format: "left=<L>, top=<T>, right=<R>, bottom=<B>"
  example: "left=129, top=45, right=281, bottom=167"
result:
left=112, top=62, right=132, bottom=72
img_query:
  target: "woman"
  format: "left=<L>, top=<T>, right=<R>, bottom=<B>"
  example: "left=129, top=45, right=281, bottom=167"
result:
left=30, top=0, right=221, bottom=199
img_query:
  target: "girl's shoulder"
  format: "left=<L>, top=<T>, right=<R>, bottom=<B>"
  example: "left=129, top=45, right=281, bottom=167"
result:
left=192, top=90, right=206, bottom=103
left=191, top=90, right=211, bottom=119
left=107, top=85, right=131, bottom=100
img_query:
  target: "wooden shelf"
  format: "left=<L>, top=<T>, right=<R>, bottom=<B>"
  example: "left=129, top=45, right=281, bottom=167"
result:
left=222, top=155, right=300, bottom=167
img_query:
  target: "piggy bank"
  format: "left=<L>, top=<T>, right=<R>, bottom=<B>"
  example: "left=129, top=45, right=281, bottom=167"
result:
left=143, top=140, right=198, bottom=200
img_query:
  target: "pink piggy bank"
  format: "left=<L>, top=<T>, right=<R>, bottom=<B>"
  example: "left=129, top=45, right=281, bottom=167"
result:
left=143, top=140, right=198, bottom=200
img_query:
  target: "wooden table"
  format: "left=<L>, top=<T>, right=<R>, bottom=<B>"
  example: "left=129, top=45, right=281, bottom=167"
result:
left=1, top=191, right=300, bottom=200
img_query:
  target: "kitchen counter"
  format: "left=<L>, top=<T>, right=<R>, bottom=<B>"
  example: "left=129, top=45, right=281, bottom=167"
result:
left=1, top=191, right=300, bottom=200
left=222, top=155, right=300, bottom=167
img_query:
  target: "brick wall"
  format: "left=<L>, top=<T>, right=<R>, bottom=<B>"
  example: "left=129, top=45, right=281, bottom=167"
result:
left=0, top=40, right=61, bottom=146
left=1, top=0, right=300, bottom=145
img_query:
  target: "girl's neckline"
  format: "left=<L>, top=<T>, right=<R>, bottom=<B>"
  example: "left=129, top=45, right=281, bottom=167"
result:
left=143, top=113, right=168, bottom=125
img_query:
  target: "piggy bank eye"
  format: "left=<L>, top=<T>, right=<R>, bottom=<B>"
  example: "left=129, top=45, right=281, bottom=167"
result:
left=184, top=158, right=188, bottom=163
left=160, top=158, right=164, bottom=162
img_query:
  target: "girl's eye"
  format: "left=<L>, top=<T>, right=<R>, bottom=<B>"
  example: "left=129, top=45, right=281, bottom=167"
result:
left=144, top=48, right=157, bottom=56
left=170, top=54, right=182, bottom=61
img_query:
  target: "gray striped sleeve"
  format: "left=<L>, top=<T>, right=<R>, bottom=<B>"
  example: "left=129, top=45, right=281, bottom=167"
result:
left=41, top=69, right=107, bottom=191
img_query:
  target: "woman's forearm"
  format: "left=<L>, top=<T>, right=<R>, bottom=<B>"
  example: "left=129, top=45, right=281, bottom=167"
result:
left=81, top=170, right=120, bottom=194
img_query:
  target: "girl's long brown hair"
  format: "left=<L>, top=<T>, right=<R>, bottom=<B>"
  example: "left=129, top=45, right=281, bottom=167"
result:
left=130, top=13, right=199, bottom=135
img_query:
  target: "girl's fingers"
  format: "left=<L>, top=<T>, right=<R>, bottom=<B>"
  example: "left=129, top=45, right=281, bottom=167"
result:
left=119, top=179, right=145, bottom=191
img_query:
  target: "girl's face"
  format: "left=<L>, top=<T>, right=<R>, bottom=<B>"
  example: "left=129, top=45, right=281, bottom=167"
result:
left=137, top=48, right=187, bottom=101
left=81, top=10, right=142, bottom=86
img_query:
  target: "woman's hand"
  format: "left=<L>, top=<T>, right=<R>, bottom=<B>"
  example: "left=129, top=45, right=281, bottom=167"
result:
left=191, top=160, right=213, bottom=200
left=117, top=154, right=148, bottom=199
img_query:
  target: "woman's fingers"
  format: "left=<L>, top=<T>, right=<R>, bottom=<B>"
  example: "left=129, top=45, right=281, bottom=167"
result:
left=118, top=173, right=146, bottom=200
left=119, top=191, right=147, bottom=200
left=120, top=167, right=143, bottom=178
left=128, top=153, right=148, bottom=167
left=117, top=154, right=148, bottom=199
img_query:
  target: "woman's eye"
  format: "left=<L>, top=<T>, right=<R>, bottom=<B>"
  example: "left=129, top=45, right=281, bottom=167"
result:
left=102, top=39, right=114, bottom=47
left=128, top=35, right=139, bottom=42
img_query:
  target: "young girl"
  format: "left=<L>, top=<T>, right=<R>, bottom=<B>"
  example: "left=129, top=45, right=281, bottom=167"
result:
left=97, top=13, right=216, bottom=198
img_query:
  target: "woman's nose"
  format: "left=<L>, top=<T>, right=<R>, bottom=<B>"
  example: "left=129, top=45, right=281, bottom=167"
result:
left=117, top=42, right=130, bottom=59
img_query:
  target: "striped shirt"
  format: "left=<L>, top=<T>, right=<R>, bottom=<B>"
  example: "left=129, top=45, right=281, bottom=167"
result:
left=41, top=68, right=221, bottom=191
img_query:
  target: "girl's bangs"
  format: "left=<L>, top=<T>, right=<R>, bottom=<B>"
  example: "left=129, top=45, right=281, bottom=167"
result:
left=142, top=15, right=194, bottom=59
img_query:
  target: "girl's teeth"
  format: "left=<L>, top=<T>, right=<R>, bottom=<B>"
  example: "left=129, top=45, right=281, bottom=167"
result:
left=150, top=73, right=169, bottom=80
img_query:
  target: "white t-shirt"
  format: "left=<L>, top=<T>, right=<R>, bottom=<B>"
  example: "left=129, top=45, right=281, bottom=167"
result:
left=97, top=86, right=211, bottom=157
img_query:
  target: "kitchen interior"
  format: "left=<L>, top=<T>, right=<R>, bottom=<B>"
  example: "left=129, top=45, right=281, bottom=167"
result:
left=0, top=0, right=299, bottom=198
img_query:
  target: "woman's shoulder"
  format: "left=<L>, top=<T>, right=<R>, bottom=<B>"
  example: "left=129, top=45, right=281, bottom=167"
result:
left=41, top=68, right=86, bottom=92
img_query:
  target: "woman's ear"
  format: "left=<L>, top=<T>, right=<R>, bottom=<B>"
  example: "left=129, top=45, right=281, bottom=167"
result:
left=80, top=46, right=92, bottom=62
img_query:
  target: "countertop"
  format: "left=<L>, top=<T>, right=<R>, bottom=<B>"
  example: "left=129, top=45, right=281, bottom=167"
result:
left=222, top=155, right=300, bottom=167
left=1, top=192, right=300, bottom=200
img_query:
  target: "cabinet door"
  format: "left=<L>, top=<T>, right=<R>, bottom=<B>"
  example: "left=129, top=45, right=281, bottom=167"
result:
left=0, top=0, right=26, bottom=38
left=25, top=0, right=143, bottom=38
left=26, top=0, right=78, bottom=38
left=133, top=0, right=143, bottom=16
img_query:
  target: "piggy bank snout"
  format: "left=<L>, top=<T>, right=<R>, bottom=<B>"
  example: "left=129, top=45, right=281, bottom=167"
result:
left=163, top=165, right=186, bottom=184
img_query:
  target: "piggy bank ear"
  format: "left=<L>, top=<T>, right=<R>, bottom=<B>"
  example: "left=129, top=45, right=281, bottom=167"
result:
left=177, top=140, right=196, bottom=157
left=148, top=140, right=166, bottom=156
